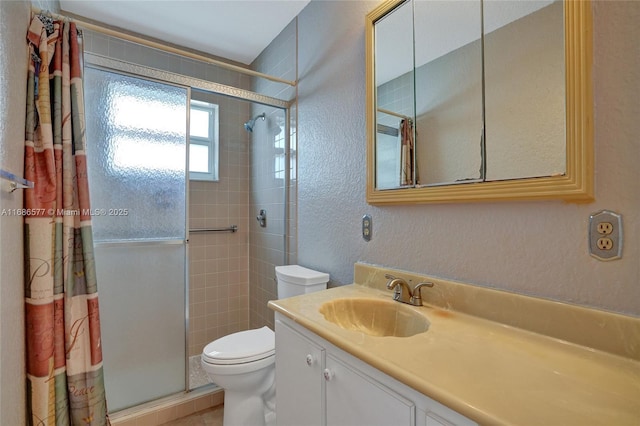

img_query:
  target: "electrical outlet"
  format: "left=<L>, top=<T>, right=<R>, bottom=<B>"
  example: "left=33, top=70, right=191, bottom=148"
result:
left=362, top=214, right=372, bottom=241
left=596, top=237, right=613, bottom=250
left=589, top=210, right=623, bottom=261
left=597, top=222, right=613, bottom=235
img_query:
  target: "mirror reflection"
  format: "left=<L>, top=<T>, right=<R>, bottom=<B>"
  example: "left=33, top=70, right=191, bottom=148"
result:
left=373, top=0, right=566, bottom=190
left=484, top=0, right=565, bottom=181
left=414, top=0, right=483, bottom=186
left=375, top=0, right=415, bottom=189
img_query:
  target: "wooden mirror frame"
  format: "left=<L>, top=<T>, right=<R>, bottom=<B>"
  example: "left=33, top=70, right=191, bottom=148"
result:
left=366, top=0, right=593, bottom=205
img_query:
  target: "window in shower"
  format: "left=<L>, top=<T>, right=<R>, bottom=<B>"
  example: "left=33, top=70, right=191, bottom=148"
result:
left=189, top=100, right=219, bottom=181
left=274, top=117, right=292, bottom=180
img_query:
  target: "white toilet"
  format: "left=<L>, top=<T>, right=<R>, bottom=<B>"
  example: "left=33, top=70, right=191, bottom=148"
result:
left=201, top=265, right=329, bottom=426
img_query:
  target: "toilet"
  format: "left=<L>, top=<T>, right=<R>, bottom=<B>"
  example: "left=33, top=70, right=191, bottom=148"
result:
left=201, top=265, right=329, bottom=426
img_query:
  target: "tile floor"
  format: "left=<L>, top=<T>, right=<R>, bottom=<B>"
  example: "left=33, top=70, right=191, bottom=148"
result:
left=160, top=405, right=223, bottom=425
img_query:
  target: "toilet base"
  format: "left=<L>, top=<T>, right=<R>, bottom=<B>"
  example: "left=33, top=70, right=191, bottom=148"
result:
left=222, top=386, right=275, bottom=426
left=202, top=351, right=276, bottom=426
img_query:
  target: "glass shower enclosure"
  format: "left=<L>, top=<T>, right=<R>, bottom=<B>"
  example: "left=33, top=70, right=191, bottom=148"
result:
left=84, top=66, right=189, bottom=411
left=81, top=47, right=292, bottom=413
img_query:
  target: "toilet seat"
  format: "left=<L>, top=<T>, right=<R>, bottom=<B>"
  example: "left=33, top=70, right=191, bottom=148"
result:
left=202, top=326, right=274, bottom=365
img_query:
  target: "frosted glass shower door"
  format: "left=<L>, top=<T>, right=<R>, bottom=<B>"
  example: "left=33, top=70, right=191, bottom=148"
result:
left=84, top=67, right=188, bottom=412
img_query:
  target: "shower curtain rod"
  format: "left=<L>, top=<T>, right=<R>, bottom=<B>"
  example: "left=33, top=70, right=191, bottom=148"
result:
left=31, top=6, right=297, bottom=87
left=377, top=108, right=411, bottom=120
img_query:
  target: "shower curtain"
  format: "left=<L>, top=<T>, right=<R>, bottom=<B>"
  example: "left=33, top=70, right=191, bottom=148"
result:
left=24, top=15, right=109, bottom=425
left=400, top=118, right=414, bottom=186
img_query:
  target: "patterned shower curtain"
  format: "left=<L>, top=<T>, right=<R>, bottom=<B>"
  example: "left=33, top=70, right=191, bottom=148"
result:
left=24, top=15, right=109, bottom=426
left=400, top=118, right=414, bottom=186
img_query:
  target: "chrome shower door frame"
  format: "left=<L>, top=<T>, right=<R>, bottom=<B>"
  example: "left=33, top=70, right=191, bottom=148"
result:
left=84, top=53, right=292, bottom=408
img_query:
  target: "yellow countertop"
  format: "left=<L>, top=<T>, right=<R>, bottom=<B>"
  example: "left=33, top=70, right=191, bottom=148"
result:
left=268, top=280, right=640, bottom=425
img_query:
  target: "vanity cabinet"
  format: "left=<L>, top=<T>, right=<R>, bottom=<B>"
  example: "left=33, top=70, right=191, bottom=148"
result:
left=324, top=353, right=414, bottom=426
left=275, top=314, right=476, bottom=426
left=275, top=318, right=325, bottom=425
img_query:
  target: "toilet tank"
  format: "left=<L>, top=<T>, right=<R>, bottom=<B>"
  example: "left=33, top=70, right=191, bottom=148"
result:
left=275, top=265, right=329, bottom=299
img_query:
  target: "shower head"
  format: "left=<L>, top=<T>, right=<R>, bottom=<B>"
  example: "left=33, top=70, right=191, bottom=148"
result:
left=243, top=113, right=266, bottom=132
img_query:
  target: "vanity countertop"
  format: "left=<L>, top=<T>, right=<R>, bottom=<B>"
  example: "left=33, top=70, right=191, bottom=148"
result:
left=268, top=266, right=640, bottom=425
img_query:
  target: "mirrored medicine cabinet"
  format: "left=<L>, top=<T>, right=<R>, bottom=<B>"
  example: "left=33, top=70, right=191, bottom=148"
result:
left=365, top=0, right=594, bottom=204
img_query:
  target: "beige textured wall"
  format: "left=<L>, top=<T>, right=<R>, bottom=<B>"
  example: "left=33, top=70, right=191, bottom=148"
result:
left=294, top=0, right=639, bottom=316
left=0, top=3, right=29, bottom=423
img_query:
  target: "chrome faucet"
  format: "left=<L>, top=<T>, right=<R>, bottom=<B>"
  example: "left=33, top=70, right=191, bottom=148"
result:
left=385, top=274, right=434, bottom=306
left=385, top=274, right=413, bottom=304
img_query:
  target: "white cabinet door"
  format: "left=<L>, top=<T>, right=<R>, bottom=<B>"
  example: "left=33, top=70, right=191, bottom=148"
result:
left=426, top=408, right=476, bottom=426
left=275, top=320, right=325, bottom=426
left=325, top=353, right=415, bottom=426
left=426, top=413, right=453, bottom=426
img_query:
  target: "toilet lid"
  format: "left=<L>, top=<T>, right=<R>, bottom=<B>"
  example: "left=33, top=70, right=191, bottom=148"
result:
left=202, top=326, right=275, bottom=365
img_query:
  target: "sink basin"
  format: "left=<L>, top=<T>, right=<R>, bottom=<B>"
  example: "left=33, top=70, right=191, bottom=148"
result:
left=318, top=298, right=430, bottom=337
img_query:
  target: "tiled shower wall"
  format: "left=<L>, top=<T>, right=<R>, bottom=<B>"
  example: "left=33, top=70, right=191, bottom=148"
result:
left=81, top=31, right=252, bottom=357
left=249, top=20, right=298, bottom=329
left=188, top=91, right=251, bottom=357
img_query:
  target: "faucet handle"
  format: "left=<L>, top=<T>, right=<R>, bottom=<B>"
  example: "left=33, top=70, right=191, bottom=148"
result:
left=410, top=281, right=434, bottom=306
left=384, top=274, right=404, bottom=301
left=384, top=274, right=399, bottom=292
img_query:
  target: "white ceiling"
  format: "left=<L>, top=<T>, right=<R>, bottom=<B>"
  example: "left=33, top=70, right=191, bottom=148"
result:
left=59, top=0, right=311, bottom=65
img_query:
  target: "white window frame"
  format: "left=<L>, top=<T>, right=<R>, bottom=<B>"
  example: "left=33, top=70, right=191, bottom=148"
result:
left=189, top=100, right=219, bottom=181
